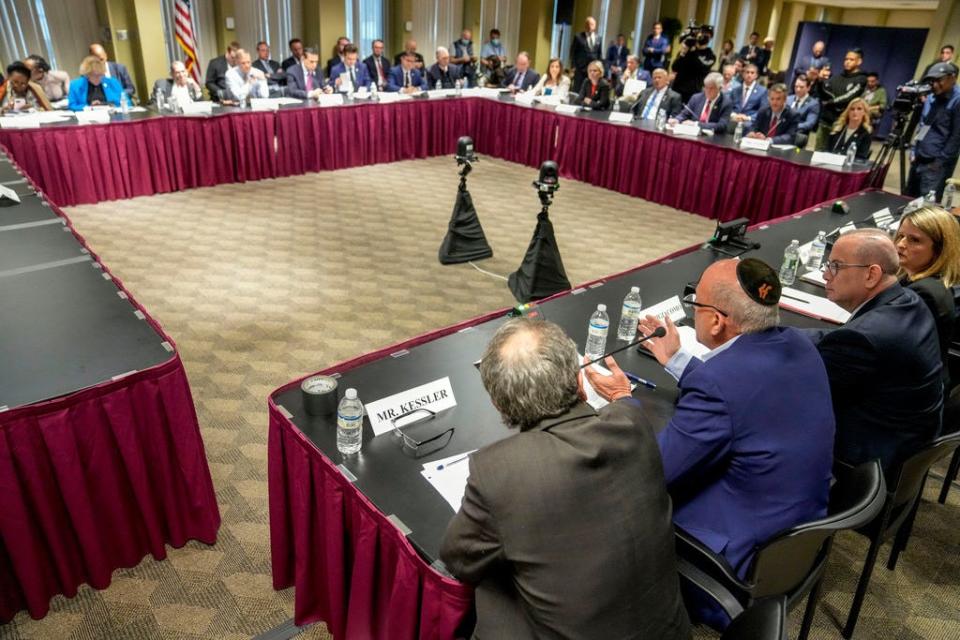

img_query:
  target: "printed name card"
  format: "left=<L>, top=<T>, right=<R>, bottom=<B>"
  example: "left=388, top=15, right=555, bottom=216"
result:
left=365, top=377, right=458, bottom=436
left=74, top=110, right=112, bottom=124
left=739, top=137, right=772, bottom=152
left=513, top=92, right=536, bottom=106
left=317, top=93, right=345, bottom=107
left=639, top=295, right=687, bottom=323
left=0, top=116, right=41, bottom=129
left=838, top=222, right=857, bottom=235
left=672, top=122, right=701, bottom=137
left=250, top=98, right=281, bottom=111
left=608, top=111, right=633, bottom=124
left=180, top=101, right=214, bottom=115
left=555, top=104, right=580, bottom=115
left=0, top=183, right=21, bottom=203
left=810, top=151, right=846, bottom=167
left=871, top=207, right=894, bottom=228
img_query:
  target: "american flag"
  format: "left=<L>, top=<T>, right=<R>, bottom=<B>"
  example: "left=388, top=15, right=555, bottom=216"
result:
left=174, top=0, right=201, bottom=85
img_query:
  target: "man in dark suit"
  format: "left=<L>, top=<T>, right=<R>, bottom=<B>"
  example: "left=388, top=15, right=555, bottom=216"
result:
left=739, top=32, right=761, bottom=67
left=280, top=38, right=304, bottom=71
left=441, top=318, right=691, bottom=640
left=253, top=41, right=282, bottom=85
left=606, top=33, right=629, bottom=80
left=570, top=16, right=603, bottom=93
left=328, top=44, right=370, bottom=92
left=363, top=39, right=391, bottom=90
left=730, top=63, right=768, bottom=124
left=632, top=68, right=682, bottom=121
left=501, top=52, right=539, bottom=91
left=674, top=72, right=734, bottom=134
left=385, top=52, right=425, bottom=92
left=746, top=83, right=799, bottom=145
left=589, top=258, right=834, bottom=631
left=806, top=229, right=943, bottom=475
left=205, top=41, right=240, bottom=101
left=89, top=43, right=135, bottom=98
left=393, top=39, right=425, bottom=72
left=285, top=48, right=327, bottom=99
left=425, top=46, right=462, bottom=89
left=325, top=36, right=351, bottom=80
left=788, top=75, right=820, bottom=142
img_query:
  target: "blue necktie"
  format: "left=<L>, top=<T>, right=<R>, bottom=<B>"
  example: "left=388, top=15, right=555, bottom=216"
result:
left=641, top=91, right=659, bottom=120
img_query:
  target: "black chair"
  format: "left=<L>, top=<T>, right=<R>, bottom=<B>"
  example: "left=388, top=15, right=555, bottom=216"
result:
left=842, top=432, right=960, bottom=639
left=675, top=460, right=885, bottom=640
left=721, top=597, right=788, bottom=640
left=938, top=384, right=960, bottom=504
left=938, top=448, right=960, bottom=504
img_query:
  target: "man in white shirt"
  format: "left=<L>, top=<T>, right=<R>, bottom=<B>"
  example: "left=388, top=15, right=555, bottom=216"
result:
left=225, top=49, right=269, bottom=104
left=152, top=61, right=202, bottom=106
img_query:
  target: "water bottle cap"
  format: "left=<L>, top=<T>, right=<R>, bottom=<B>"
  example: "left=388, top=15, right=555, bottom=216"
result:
left=597, top=304, right=607, bottom=312
left=630, top=286, right=640, bottom=293
left=345, top=388, right=358, bottom=400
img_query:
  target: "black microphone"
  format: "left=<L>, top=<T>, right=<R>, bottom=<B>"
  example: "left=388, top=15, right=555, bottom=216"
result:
left=680, top=101, right=699, bottom=120
left=580, top=326, right=667, bottom=369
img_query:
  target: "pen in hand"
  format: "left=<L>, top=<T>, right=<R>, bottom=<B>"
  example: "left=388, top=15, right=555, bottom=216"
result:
left=623, top=370, right=657, bottom=390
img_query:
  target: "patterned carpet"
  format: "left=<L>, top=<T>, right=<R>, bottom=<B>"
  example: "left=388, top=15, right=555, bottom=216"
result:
left=1, top=156, right=958, bottom=639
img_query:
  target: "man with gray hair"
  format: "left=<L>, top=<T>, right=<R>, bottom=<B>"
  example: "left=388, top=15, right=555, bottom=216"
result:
left=152, top=61, right=202, bottom=106
left=807, top=229, right=943, bottom=474
left=440, top=318, right=691, bottom=640
left=588, top=258, right=835, bottom=630
left=225, top=49, right=269, bottom=103
left=426, top=46, right=463, bottom=89
left=673, top=71, right=733, bottom=134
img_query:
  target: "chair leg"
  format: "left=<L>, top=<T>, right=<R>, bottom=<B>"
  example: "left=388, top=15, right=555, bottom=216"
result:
left=938, top=448, right=960, bottom=504
left=798, top=576, right=825, bottom=640
left=888, top=493, right=922, bottom=571
left=843, top=536, right=882, bottom=639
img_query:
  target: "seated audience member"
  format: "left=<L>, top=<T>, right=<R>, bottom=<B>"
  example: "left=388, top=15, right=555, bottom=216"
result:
left=502, top=52, right=539, bottom=92
left=730, top=63, right=767, bottom=123
left=89, top=43, right=135, bottom=98
left=587, top=258, right=834, bottom=630
left=807, top=229, right=943, bottom=474
left=480, top=28, right=507, bottom=69
left=24, top=55, right=69, bottom=106
left=529, top=57, right=570, bottom=99
left=863, top=71, right=888, bottom=121
left=828, top=97, right=872, bottom=161
left=385, top=51, right=426, bottom=93
left=673, top=72, right=733, bottom=134
left=720, top=63, right=737, bottom=93
left=68, top=55, right=123, bottom=111
left=614, top=55, right=652, bottom=107
left=284, top=47, right=327, bottom=99
left=280, top=38, right=304, bottom=71
left=573, top=60, right=611, bottom=111
left=632, top=68, right=682, bottom=121
left=206, top=41, right=240, bottom=101
left=393, top=39, right=425, bottom=72
left=0, top=61, right=52, bottom=112
left=329, top=44, right=370, bottom=92
left=225, top=49, right=269, bottom=103
left=746, top=83, right=798, bottom=144
left=426, top=47, right=462, bottom=89
left=253, top=41, right=282, bottom=84
left=442, top=318, right=691, bottom=640
left=787, top=75, right=820, bottom=140
left=606, top=33, right=629, bottom=81
left=152, top=61, right=202, bottom=105
left=325, top=36, right=350, bottom=79
left=895, top=206, right=960, bottom=385
left=363, top=39, right=391, bottom=90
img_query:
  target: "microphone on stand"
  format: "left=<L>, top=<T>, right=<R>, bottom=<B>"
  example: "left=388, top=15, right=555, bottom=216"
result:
left=580, top=326, right=667, bottom=369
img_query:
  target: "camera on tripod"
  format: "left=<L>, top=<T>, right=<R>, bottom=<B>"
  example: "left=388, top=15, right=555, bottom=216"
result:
left=680, top=20, right=714, bottom=48
left=892, top=80, right=932, bottom=115
left=532, top=161, right=560, bottom=206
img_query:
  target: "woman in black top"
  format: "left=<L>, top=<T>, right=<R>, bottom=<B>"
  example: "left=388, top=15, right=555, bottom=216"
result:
left=828, top=97, right=872, bottom=161
left=574, top=60, right=611, bottom=111
left=895, top=205, right=960, bottom=386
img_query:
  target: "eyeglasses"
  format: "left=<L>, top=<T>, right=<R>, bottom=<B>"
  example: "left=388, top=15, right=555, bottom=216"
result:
left=682, top=292, right=729, bottom=317
left=820, top=260, right=873, bottom=277
left=391, top=408, right=455, bottom=457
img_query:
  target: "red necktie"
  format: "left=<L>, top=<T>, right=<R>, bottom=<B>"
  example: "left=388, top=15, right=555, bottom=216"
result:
left=767, top=113, right=779, bottom=137
left=699, top=99, right=711, bottom=122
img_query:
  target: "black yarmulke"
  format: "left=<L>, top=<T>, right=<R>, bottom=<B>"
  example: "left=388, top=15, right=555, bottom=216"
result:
left=737, top=258, right=781, bottom=306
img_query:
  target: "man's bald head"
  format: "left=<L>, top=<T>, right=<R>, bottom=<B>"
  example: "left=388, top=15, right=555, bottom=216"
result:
left=846, top=229, right=900, bottom=275
left=89, top=43, right=107, bottom=61
left=824, top=230, right=899, bottom=311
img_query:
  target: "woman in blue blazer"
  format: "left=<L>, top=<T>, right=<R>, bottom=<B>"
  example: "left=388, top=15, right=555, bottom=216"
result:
left=68, top=55, right=123, bottom=111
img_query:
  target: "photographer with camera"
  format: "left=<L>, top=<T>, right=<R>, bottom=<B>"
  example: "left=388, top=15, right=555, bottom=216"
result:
left=672, top=24, right=716, bottom=104
left=906, top=62, right=960, bottom=201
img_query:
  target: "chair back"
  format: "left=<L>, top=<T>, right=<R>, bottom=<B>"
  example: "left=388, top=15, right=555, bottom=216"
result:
left=747, top=460, right=885, bottom=598
left=721, top=596, right=787, bottom=640
left=888, top=432, right=960, bottom=515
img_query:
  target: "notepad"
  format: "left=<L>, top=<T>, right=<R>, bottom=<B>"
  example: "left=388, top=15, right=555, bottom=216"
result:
left=779, top=287, right=850, bottom=324
left=420, top=450, right=477, bottom=511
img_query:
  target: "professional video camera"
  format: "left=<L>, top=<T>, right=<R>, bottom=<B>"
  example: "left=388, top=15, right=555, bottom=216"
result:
left=532, top=160, right=559, bottom=206
left=679, top=20, right=714, bottom=48
left=455, top=136, right=478, bottom=178
left=868, top=80, right=931, bottom=191
left=891, top=80, right=932, bottom=115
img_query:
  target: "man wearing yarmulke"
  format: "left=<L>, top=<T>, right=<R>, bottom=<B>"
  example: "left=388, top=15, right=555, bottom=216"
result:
left=586, top=257, right=835, bottom=631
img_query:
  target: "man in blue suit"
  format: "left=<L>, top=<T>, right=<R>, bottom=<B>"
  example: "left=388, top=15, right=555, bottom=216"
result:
left=385, top=52, right=425, bottom=92
left=674, top=72, right=734, bottom=134
left=745, top=83, right=799, bottom=145
left=68, top=55, right=124, bottom=111
left=730, top=63, right=767, bottom=124
left=285, top=48, right=327, bottom=99
left=89, top=43, right=135, bottom=98
left=605, top=33, right=629, bottom=80
left=787, top=75, right=820, bottom=142
left=587, top=258, right=835, bottom=630
left=502, top=52, right=540, bottom=91
left=806, top=230, right=943, bottom=475
left=328, top=44, right=370, bottom=92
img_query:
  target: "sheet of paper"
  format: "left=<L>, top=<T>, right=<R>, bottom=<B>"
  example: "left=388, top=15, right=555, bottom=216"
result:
left=421, top=458, right=472, bottom=512
left=676, top=325, right=710, bottom=359
left=338, top=73, right=353, bottom=94
left=622, top=78, right=647, bottom=96
left=608, top=111, right=633, bottom=124
left=779, top=286, right=850, bottom=324
left=422, top=450, right=478, bottom=472
left=365, top=376, right=457, bottom=436
left=555, top=104, right=580, bottom=114
left=577, top=355, right=637, bottom=410
left=0, top=183, right=21, bottom=203
left=800, top=269, right=827, bottom=287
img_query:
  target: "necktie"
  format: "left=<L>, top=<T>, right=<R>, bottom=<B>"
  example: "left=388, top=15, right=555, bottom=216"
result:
left=700, top=99, right=711, bottom=123
left=641, top=91, right=658, bottom=119
left=306, top=70, right=313, bottom=92
left=767, top=113, right=779, bottom=137
left=515, top=72, right=524, bottom=88
left=742, top=86, right=749, bottom=108
left=404, top=71, right=410, bottom=87
left=589, top=33, right=594, bottom=49
left=349, top=66, right=356, bottom=87
left=377, top=58, right=384, bottom=82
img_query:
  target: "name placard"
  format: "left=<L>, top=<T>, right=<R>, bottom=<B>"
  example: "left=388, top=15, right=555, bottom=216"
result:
left=180, top=101, right=214, bottom=115
left=640, top=295, right=686, bottom=323
left=608, top=111, right=633, bottom=124
left=555, top=104, right=580, bottom=115
left=514, top=93, right=536, bottom=106
left=810, top=151, right=846, bottom=167
left=74, top=110, right=112, bottom=124
left=0, top=116, right=40, bottom=129
left=366, top=377, right=458, bottom=436
left=871, top=207, right=894, bottom=228
left=739, top=137, right=772, bottom=152
left=672, top=122, right=701, bottom=137
left=317, top=94, right=345, bottom=107
left=0, top=183, right=21, bottom=203
left=250, top=98, right=281, bottom=111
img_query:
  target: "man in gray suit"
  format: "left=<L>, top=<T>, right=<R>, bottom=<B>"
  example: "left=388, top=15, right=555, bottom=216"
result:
left=632, top=68, right=683, bottom=121
left=440, top=318, right=691, bottom=640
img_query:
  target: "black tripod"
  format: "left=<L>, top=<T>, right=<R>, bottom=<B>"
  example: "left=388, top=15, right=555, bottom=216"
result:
left=438, top=160, right=493, bottom=264
left=507, top=184, right=571, bottom=302
left=868, top=102, right=923, bottom=193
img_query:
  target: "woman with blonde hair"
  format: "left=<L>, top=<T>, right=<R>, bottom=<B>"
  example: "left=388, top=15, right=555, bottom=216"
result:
left=529, top=57, right=570, bottom=100
left=828, top=97, right=872, bottom=161
left=67, top=55, right=123, bottom=111
left=573, top=60, right=610, bottom=111
left=895, top=204, right=960, bottom=384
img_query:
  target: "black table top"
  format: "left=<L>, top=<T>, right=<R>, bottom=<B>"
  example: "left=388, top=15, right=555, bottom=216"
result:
left=0, top=194, right=57, bottom=228
left=272, top=189, right=908, bottom=566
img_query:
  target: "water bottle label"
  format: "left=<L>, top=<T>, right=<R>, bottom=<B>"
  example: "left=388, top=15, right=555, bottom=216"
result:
left=338, top=413, right=361, bottom=425
left=589, top=322, right=608, bottom=332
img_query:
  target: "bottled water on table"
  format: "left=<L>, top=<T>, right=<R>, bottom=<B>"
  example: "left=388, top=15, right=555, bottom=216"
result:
left=435, top=80, right=442, bottom=92
left=733, top=121, right=743, bottom=145
left=617, top=287, right=643, bottom=341
left=943, top=182, right=956, bottom=209
left=337, top=388, right=363, bottom=455
left=845, top=142, right=857, bottom=166
left=806, top=231, right=827, bottom=271
left=585, top=304, right=610, bottom=361
left=779, top=239, right=801, bottom=285
left=455, top=78, right=463, bottom=96
left=655, top=109, right=667, bottom=131
left=120, top=92, right=129, bottom=115
left=370, top=82, right=379, bottom=101
left=925, top=190, right=938, bottom=204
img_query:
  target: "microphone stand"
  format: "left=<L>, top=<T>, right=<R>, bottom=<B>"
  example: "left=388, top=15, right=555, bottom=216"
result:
left=580, top=327, right=667, bottom=369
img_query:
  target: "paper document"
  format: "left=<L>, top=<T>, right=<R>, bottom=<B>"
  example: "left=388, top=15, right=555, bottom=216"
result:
left=800, top=269, right=827, bottom=287
left=676, top=325, right=710, bottom=359
left=779, top=287, right=850, bottom=324
left=579, top=355, right=636, bottom=410
left=0, top=183, right=21, bottom=203
left=421, top=450, right=477, bottom=511
left=0, top=116, right=40, bottom=129
left=622, top=78, right=647, bottom=96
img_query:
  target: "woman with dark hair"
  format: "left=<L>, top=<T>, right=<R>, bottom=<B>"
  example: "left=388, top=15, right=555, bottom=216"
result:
left=529, top=57, right=570, bottom=100
left=718, top=39, right=737, bottom=69
left=24, top=54, right=70, bottom=104
left=0, top=61, right=53, bottom=113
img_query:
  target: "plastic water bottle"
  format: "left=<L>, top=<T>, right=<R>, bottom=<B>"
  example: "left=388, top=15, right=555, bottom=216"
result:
left=435, top=79, right=442, bottom=92
left=370, top=81, right=379, bottom=101
left=806, top=231, right=827, bottom=271
left=155, top=87, right=165, bottom=112
left=926, top=190, right=938, bottom=204
left=845, top=142, right=857, bottom=166
left=617, top=287, right=642, bottom=341
left=943, top=182, right=956, bottom=209
left=455, top=78, right=463, bottom=96
left=733, top=121, right=743, bottom=145
left=655, top=108, right=667, bottom=131
left=585, top=304, right=610, bottom=361
left=779, top=239, right=801, bottom=285
left=336, top=388, right=363, bottom=455
left=120, top=92, right=129, bottom=115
